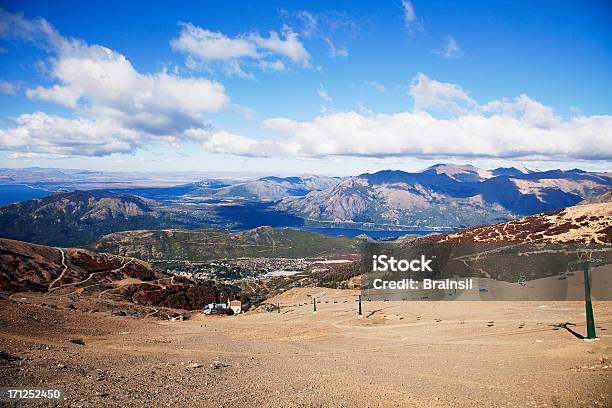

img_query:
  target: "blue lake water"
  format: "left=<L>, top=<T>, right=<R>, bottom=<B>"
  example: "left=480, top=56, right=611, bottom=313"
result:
left=292, top=226, right=446, bottom=239
left=0, top=184, right=51, bottom=206
left=218, top=202, right=448, bottom=239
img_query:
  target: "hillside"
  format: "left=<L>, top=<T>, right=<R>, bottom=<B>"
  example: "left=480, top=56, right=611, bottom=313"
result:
left=376, top=202, right=612, bottom=285
left=580, top=190, right=612, bottom=205
left=0, top=238, right=239, bottom=310
left=422, top=202, right=612, bottom=244
left=88, top=226, right=359, bottom=261
left=190, top=175, right=340, bottom=201
left=0, top=190, right=179, bottom=247
left=277, top=165, right=611, bottom=228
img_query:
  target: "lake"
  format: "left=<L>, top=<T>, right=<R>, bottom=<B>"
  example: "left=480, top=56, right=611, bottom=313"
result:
left=0, top=184, right=51, bottom=206
left=292, top=226, right=445, bottom=239
left=216, top=202, right=447, bottom=239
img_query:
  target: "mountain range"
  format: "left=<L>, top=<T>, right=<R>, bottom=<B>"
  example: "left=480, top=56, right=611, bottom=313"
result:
left=0, top=164, right=610, bottom=247
left=276, top=164, right=611, bottom=228
left=109, top=175, right=339, bottom=201
left=195, top=175, right=340, bottom=201
left=1, top=199, right=609, bottom=308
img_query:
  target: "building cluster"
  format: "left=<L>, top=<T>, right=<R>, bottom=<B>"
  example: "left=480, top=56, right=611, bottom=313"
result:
left=185, top=258, right=311, bottom=282
left=204, top=300, right=242, bottom=315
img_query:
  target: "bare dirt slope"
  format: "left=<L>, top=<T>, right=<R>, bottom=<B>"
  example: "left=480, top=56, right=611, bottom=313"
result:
left=424, top=201, right=612, bottom=244
left=0, top=288, right=610, bottom=407
left=0, top=238, right=240, bottom=312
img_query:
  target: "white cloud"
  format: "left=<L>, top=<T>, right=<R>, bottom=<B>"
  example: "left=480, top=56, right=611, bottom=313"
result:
left=183, top=128, right=285, bottom=157
left=0, top=80, right=16, bottom=95
left=258, top=60, right=286, bottom=72
left=324, top=37, right=349, bottom=58
left=318, top=85, right=333, bottom=103
left=480, top=94, right=558, bottom=129
left=433, top=36, right=461, bottom=58
left=170, top=24, right=258, bottom=61
left=221, top=59, right=255, bottom=79
left=356, top=103, right=374, bottom=115
left=410, top=72, right=476, bottom=115
left=401, top=0, right=416, bottom=24
left=568, top=106, right=582, bottom=116
left=296, top=11, right=318, bottom=38
left=26, top=84, right=81, bottom=107
left=0, top=112, right=141, bottom=156
left=251, top=26, right=311, bottom=66
left=171, top=23, right=311, bottom=78
left=254, top=110, right=612, bottom=161
left=0, top=8, right=66, bottom=50
left=411, top=73, right=559, bottom=129
left=184, top=74, right=612, bottom=162
left=289, top=10, right=354, bottom=60
left=401, top=0, right=423, bottom=34
left=0, top=9, right=230, bottom=157
left=26, top=41, right=229, bottom=135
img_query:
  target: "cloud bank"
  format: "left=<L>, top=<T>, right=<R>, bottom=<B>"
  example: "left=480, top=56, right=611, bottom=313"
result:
left=171, top=23, right=311, bottom=78
left=196, top=73, right=612, bottom=161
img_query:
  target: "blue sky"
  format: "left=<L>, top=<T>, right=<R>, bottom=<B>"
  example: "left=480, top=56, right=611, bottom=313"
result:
left=0, top=0, right=610, bottom=175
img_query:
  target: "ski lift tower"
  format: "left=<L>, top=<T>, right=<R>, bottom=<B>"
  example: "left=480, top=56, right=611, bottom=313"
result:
left=574, top=248, right=604, bottom=341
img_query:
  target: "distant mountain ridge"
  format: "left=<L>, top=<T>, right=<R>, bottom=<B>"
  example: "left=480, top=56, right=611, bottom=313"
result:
left=189, top=174, right=340, bottom=201
left=116, top=174, right=341, bottom=202
left=0, top=190, right=169, bottom=247
left=276, top=164, right=611, bottom=228
left=1, top=165, right=610, bottom=246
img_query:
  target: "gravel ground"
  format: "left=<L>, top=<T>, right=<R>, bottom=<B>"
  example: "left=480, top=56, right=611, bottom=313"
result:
left=0, top=289, right=610, bottom=407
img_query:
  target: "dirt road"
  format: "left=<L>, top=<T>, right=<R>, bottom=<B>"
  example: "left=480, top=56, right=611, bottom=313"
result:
left=48, top=248, right=69, bottom=291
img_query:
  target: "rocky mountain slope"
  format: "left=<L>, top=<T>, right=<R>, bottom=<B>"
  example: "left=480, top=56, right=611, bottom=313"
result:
left=421, top=201, right=612, bottom=244
left=580, top=190, right=612, bottom=205
left=0, top=238, right=239, bottom=310
left=0, top=190, right=183, bottom=247
left=188, top=175, right=340, bottom=201
left=88, top=226, right=359, bottom=261
left=277, top=165, right=611, bottom=228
